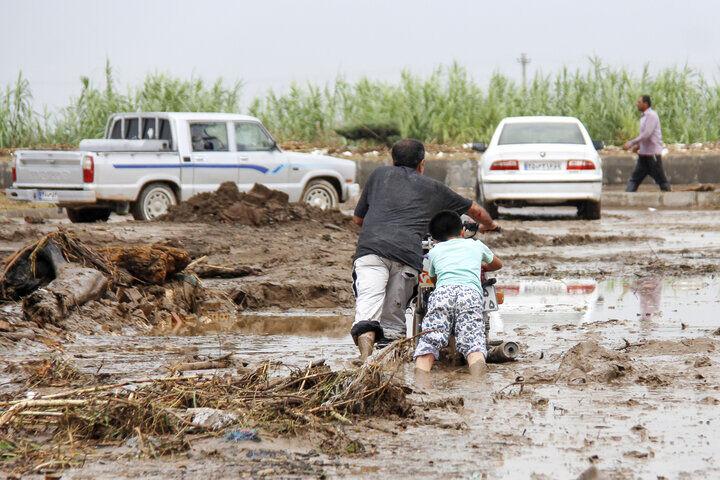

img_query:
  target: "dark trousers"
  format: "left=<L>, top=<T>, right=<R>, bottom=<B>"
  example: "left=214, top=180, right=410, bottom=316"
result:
left=626, top=154, right=671, bottom=192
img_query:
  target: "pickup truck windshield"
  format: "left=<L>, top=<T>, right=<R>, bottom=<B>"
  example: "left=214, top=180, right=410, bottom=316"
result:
left=498, top=123, right=585, bottom=145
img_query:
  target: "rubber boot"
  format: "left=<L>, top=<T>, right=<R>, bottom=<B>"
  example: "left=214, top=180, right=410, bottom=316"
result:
left=357, top=332, right=375, bottom=363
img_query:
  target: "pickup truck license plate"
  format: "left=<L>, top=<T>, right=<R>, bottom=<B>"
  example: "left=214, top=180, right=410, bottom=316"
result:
left=483, top=285, right=499, bottom=311
left=524, top=161, right=560, bottom=170
left=36, top=190, right=58, bottom=203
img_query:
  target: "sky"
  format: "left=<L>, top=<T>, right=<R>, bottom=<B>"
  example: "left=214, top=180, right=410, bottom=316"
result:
left=2, top=0, right=720, bottom=111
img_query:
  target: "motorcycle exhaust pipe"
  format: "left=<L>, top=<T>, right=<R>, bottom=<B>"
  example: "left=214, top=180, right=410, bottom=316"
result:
left=486, top=341, right=519, bottom=363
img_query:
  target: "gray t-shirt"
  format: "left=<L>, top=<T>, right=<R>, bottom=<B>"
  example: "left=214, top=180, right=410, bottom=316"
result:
left=354, top=166, right=473, bottom=271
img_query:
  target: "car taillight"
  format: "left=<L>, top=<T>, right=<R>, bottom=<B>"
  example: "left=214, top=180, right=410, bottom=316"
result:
left=567, top=285, right=596, bottom=294
left=82, top=155, right=94, bottom=183
left=567, top=159, right=595, bottom=170
left=490, top=160, right=519, bottom=170
left=12, top=166, right=16, bottom=182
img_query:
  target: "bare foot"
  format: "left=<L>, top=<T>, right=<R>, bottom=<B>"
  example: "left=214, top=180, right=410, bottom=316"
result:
left=468, top=360, right=487, bottom=379
left=357, top=332, right=375, bottom=362
left=414, top=367, right=434, bottom=390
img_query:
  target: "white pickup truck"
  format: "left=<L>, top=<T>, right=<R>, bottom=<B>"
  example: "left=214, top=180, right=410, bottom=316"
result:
left=6, top=112, right=359, bottom=222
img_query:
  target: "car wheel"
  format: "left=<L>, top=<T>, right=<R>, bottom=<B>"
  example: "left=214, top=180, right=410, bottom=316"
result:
left=579, top=200, right=601, bottom=220
left=302, top=179, right=338, bottom=210
left=131, top=183, right=177, bottom=221
left=66, top=207, right=111, bottom=223
left=484, top=200, right=499, bottom=219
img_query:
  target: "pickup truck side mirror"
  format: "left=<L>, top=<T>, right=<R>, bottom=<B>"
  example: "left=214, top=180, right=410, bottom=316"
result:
left=592, top=140, right=604, bottom=151
left=268, top=139, right=278, bottom=151
left=471, top=142, right=487, bottom=153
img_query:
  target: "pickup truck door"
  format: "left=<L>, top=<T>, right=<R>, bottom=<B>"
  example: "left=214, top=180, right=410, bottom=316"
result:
left=188, top=122, right=238, bottom=195
left=233, top=122, right=288, bottom=191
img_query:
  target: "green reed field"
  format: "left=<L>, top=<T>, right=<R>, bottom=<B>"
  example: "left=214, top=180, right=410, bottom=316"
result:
left=2, top=59, right=720, bottom=149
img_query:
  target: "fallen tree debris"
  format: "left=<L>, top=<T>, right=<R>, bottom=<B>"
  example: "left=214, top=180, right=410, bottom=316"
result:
left=0, top=231, right=133, bottom=300
left=97, top=245, right=190, bottom=284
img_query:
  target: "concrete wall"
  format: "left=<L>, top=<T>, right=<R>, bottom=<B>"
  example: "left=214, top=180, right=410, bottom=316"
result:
left=357, top=154, right=720, bottom=190
left=602, top=155, right=720, bottom=185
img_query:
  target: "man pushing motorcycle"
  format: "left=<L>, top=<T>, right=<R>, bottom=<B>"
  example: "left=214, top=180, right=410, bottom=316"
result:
left=350, top=139, right=499, bottom=362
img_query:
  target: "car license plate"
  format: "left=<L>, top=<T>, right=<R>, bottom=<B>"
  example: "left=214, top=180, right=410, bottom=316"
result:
left=483, top=285, right=499, bottom=311
left=524, top=161, right=560, bottom=170
left=36, top=190, right=58, bottom=203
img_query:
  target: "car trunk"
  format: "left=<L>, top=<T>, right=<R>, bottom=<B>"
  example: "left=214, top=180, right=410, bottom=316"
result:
left=484, top=144, right=597, bottom=180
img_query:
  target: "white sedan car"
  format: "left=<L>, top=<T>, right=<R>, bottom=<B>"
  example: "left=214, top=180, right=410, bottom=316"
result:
left=474, top=116, right=604, bottom=219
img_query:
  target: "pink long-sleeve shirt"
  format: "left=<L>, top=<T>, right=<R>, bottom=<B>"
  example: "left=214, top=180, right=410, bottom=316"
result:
left=628, top=107, right=663, bottom=155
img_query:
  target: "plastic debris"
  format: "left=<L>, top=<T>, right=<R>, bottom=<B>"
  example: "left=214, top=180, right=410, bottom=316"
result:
left=225, top=429, right=261, bottom=442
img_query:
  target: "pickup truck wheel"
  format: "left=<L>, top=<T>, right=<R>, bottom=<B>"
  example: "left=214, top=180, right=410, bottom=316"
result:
left=132, top=183, right=177, bottom=221
left=579, top=200, right=601, bottom=220
left=66, top=207, right=111, bottom=223
left=302, top=179, right=338, bottom=210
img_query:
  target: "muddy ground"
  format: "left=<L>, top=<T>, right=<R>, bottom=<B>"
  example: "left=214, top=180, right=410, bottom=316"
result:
left=1, top=204, right=720, bottom=479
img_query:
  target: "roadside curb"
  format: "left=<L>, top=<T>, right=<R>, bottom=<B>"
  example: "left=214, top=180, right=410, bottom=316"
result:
left=0, top=207, right=66, bottom=219
left=602, top=191, right=720, bottom=208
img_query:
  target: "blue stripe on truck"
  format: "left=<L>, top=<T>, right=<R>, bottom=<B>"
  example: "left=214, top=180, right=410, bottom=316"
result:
left=111, top=164, right=307, bottom=175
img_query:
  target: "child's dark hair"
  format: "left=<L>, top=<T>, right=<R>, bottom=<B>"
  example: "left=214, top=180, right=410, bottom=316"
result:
left=429, top=210, right=463, bottom=242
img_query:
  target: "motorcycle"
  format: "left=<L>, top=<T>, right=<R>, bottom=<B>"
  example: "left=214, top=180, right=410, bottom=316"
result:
left=410, top=221, right=519, bottom=364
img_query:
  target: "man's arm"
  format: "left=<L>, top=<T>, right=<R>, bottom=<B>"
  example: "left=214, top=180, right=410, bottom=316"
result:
left=353, top=180, right=371, bottom=227
left=465, top=201, right=499, bottom=231
left=625, top=114, right=658, bottom=149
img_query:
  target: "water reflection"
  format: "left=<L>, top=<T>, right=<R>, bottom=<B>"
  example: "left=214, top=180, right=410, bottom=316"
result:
left=623, top=276, right=663, bottom=319
left=494, top=275, right=719, bottom=332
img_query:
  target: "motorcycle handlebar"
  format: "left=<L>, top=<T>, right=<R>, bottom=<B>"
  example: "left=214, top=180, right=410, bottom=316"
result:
left=463, top=221, right=502, bottom=235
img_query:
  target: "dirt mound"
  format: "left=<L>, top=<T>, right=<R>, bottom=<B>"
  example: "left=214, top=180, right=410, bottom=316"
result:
left=552, top=341, right=632, bottom=385
left=487, top=229, right=545, bottom=248
left=160, top=182, right=354, bottom=228
left=229, top=281, right=353, bottom=310
left=550, top=234, right=658, bottom=246
left=487, top=230, right=659, bottom=249
left=629, top=338, right=718, bottom=356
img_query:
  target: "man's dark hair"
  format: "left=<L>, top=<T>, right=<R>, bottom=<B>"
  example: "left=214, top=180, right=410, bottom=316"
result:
left=641, top=95, right=652, bottom=107
left=429, top=210, right=463, bottom=242
left=391, top=139, right=425, bottom=168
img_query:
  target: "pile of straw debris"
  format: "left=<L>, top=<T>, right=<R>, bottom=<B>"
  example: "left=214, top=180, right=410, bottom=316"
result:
left=0, top=345, right=414, bottom=474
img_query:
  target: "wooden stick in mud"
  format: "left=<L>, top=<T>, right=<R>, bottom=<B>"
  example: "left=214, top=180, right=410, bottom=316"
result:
left=25, top=374, right=205, bottom=401
left=186, top=255, right=208, bottom=270
left=0, top=399, right=88, bottom=426
left=169, top=352, right=235, bottom=373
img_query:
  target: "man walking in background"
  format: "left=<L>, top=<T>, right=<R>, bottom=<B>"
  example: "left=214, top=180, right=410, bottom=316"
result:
left=622, top=95, right=671, bottom=192
left=350, top=139, right=498, bottom=362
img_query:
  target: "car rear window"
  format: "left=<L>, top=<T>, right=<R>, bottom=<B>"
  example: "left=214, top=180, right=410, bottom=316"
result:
left=498, top=123, right=585, bottom=145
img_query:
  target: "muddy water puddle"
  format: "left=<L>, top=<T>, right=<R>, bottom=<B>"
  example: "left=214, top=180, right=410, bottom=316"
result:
left=51, top=275, right=719, bottom=379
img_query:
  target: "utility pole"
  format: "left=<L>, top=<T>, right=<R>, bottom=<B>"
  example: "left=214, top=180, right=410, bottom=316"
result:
left=517, top=53, right=531, bottom=89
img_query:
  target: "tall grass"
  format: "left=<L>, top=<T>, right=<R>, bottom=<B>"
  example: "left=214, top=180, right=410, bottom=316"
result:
left=0, top=60, right=243, bottom=149
left=3, top=58, right=720, bottom=148
left=252, top=59, right=720, bottom=145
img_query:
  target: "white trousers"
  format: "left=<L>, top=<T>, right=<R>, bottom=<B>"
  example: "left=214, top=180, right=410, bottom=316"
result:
left=352, top=254, right=419, bottom=340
